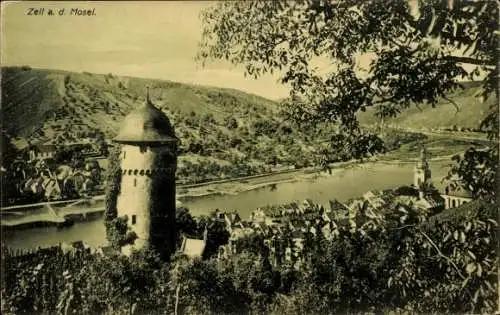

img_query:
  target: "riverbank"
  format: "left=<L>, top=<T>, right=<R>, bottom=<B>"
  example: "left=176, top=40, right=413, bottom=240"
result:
left=1, top=198, right=106, bottom=229
left=1, top=154, right=453, bottom=229
left=176, top=154, right=454, bottom=202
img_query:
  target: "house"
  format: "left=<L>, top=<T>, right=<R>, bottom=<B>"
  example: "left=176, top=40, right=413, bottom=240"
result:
left=326, top=199, right=349, bottom=220
left=265, top=236, right=284, bottom=267
left=24, top=177, right=44, bottom=195
left=440, top=187, right=473, bottom=209
left=329, top=199, right=348, bottom=213
left=180, top=232, right=207, bottom=259
left=321, top=221, right=340, bottom=240
left=43, top=178, right=62, bottom=200
left=225, top=220, right=259, bottom=255
left=229, top=222, right=255, bottom=241
left=393, top=185, right=419, bottom=197
left=29, top=144, right=56, bottom=161
left=287, top=229, right=306, bottom=269
left=363, top=190, right=386, bottom=208
left=249, top=208, right=266, bottom=223
left=69, top=142, right=96, bottom=155
left=393, top=185, right=444, bottom=212
left=249, top=208, right=274, bottom=226
left=221, top=211, right=242, bottom=233
left=288, top=220, right=307, bottom=233
left=416, top=189, right=445, bottom=212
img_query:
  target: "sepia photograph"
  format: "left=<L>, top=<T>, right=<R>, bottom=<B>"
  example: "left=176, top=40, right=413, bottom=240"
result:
left=0, top=0, right=498, bottom=314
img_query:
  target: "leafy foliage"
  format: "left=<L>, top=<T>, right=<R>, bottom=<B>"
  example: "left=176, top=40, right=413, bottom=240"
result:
left=104, top=146, right=121, bottom=222
left=103, top=147, right=137, bottom=250
left=445, top=147, right=498, bottom=200
left=175, top=207, right=198, bottom=244
left=0, top=131, right=18, bottom=169
left=105, top=216, right=138, bottom=251
left=197, top=214, right=230, bottom=259
left=199, top=0, right=498, bottom=156
left=329, top=127, right=386, bottom=161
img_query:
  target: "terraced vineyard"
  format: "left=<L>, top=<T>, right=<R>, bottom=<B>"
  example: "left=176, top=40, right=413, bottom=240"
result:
left=1, top=66, right=327, bottom=183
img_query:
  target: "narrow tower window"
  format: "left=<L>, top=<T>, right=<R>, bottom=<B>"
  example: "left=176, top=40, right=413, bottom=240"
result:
left=131, top=215, right=137, bottom=225
left=134, top=178, right=137, bottom=187
left=123, top=151, right=126, bottom=159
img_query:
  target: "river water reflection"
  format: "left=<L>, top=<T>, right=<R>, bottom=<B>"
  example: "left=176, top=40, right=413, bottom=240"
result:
left=3, top=161, right=450, bottom=250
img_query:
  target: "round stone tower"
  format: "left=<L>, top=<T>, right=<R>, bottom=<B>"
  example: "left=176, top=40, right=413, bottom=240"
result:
left=113, top=89, right=179, bottom=258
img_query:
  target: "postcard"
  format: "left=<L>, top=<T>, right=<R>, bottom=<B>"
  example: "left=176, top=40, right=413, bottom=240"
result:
left=1, top=1, right=498, bottom=314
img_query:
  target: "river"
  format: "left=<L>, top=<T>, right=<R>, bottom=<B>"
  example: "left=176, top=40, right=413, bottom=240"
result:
left=2, top=160, right=451, bottom=250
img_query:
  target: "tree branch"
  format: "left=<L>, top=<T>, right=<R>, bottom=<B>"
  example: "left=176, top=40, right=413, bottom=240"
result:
left=444, top=55, right=494, bottom=67
left=444, top=96, right=460, bottom=114
left=420, top=230, right=467, bottom=280
left=390, top=224, right=416, bottom=230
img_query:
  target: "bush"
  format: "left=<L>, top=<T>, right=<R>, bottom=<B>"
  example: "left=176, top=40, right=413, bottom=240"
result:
left=226, top=117, right=238, bottom=130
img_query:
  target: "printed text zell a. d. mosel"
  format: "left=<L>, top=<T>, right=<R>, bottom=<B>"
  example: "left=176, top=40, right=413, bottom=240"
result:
left=27, top=8, right=96, bottom=16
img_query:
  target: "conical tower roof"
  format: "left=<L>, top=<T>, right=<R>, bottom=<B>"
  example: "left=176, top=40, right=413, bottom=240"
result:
left=114, top=88, right=178, bottom=144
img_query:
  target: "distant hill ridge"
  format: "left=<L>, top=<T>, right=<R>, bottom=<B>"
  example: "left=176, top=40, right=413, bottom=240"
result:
left=2, top=66, right=319, bottom=180
left=1, top=66, right=278, bottom=141
left=357, top=81, right=493, bottom=130
left=2, top=67, right=492, bottom=142
left=1, top=66, right=492, bottom=183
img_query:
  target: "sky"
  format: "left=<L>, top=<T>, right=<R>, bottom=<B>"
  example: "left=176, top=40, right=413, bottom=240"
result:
left=0, top=0, right=474, bottom=101
left=1, top=1, right=290, bottom=99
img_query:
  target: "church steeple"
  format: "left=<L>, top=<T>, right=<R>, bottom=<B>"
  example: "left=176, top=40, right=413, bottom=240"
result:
left=414, top=145, right=432, bottom=191
left=419, top=146, right=428, bottom=164
left=145, top=86, right=154, bottom=107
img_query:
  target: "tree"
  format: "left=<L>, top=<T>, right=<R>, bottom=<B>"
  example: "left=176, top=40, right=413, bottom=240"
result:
left=445, top=147, right=498, bottom=200
left=170, top=256, right=249, bottom=314
left=197, top=215, right=230, bottom=259
left=0, top=131, right=17, bottom=169
left=198, top=0, right=497, bottom=155
left=175, top=207, right=198, bottom=245
left=96, top=134, right=108, bottom=157
left=105, top=215, right=138, bottom=251
left=71, top=150, right=85, bottom=169
left=234, top=233, right=269, bottom=257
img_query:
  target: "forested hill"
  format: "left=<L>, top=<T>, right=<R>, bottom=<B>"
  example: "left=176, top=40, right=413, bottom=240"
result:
left=357, top=81, right=494, bottom=131
left=1, top=66, right=322, bottom=181
left=1, top=66, right=278, bottom=140
left=2, top=67, right=491, bottom=180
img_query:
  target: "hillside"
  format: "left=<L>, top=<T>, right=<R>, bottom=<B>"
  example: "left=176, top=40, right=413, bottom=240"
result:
left=1, top=66, right=322, bottom=183
left=357, top=81, right=494, bottom=130
left=2, top=67, right=490, bottom=184
left=1, top=66, right=278, bottom=140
